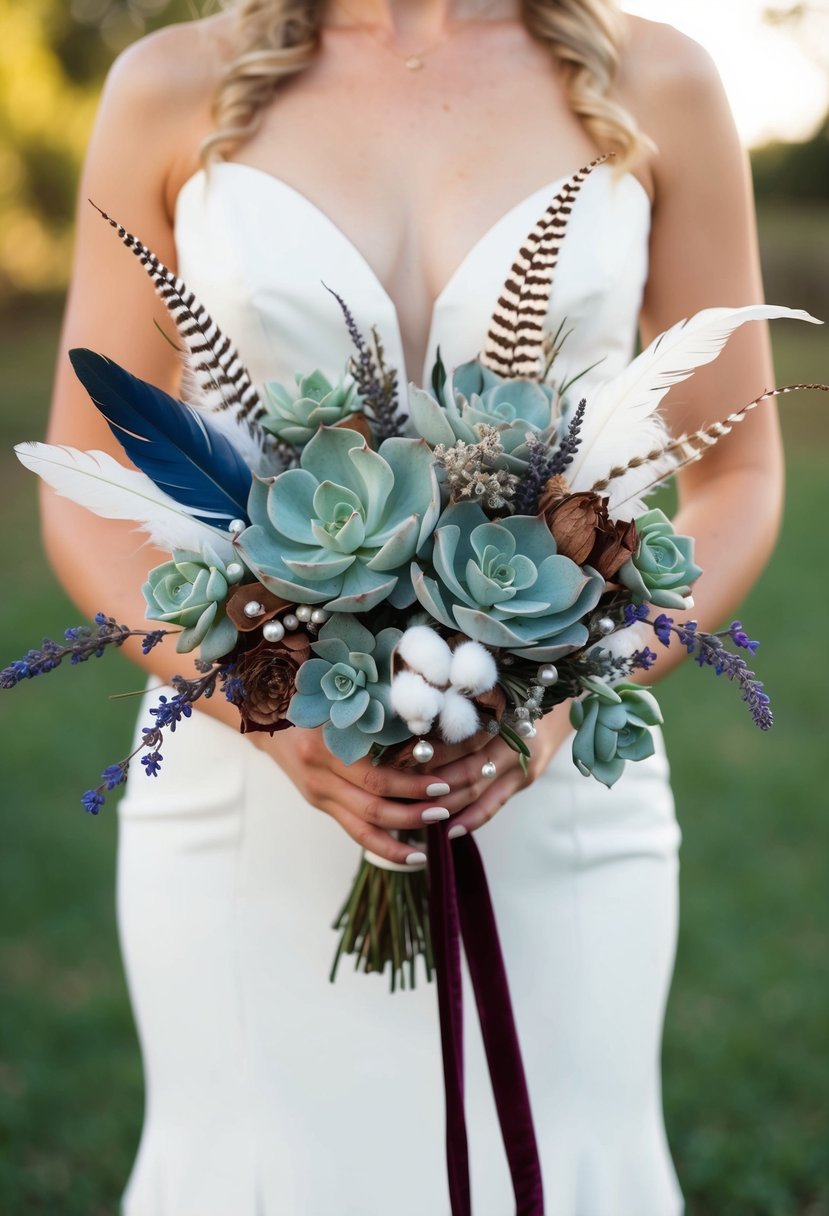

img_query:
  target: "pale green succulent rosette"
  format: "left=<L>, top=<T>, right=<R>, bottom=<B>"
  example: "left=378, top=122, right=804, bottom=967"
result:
left=569, top=678, right=664, bottom=788
left=287, top=615, right=409, bottom=764
left=618, top=508, right=702, bottom=610
left=234, top=426, right=441, bottom=613
left=411, top=501, right=604, bottom=660
left=409, top=359, right=557, bottom=471
left=260, top=369, right=362, bottom=448
left=142, top=544, right=244, bottom=662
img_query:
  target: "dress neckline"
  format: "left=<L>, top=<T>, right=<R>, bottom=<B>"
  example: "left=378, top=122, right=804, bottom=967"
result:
left=174, top=160, right=651, bottom=386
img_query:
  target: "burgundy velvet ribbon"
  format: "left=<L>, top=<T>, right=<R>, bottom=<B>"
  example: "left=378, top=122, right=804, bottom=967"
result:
left=426, top=826, right=545, bottom=1216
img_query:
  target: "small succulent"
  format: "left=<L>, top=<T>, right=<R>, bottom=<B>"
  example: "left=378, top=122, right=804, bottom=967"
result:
left=618, top=508, right=702, bottom=610
left=411, top=502, right=604, bottom=660
left=142, top=545, right=244, bottom=662
left=569, top=678, right=663, bottom=787
left=235, top=426, right=441, bottom=613
left=409, top=359, right=557, bottom=471
left=287, top=615, right=409, bottom=763
left=260, top=369, right=362, bottom=448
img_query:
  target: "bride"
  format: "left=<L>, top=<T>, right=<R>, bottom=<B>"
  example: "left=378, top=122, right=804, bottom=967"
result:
left=42, top=1, right=782, bottom=1212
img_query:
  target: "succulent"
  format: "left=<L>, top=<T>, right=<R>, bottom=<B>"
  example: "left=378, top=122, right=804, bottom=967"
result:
left=569, top=678, right=663, bottom=787
left=287, top=615, right=409, bottom=763
left=618, top=508, right=702, bottom=610
left=409, top=359, right=557, bottom=471
left=235, top=426, right=441, bottom=613
left=142, top=545, right=244, bottom=662
left=411, top=502, right=604, bottom=660
left=261, top=369, right=362, bottom=448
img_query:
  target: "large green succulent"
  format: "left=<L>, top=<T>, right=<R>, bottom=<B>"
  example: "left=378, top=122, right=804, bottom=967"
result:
left=409, top=359, right=557, bottom=471
left=618, top=508, right=702, bottom=610
left=287, top=615, right=409, bottom=763
left=234, top=426, right=441, bottom=613
left=569, top=678, right=663, bottom=788
left=143, top=545, right=243, bottom=662
left=260, top=369, right=362, bottom=448
left=411, top=501, right=604, bottom=660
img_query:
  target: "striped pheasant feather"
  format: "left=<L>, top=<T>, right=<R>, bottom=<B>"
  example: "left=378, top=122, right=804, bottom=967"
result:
left=91, top=201, right=266, bottom=428
left=597, top=382, right=829, bottom=507
left=480, top=155, right=609, bottom=380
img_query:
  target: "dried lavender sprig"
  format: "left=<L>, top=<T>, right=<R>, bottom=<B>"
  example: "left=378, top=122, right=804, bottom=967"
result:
left=646, top=611, right=772, bottom=729
left=323, top=284, right=407, bottom=442
left=1, top=613, right=172, bottom=689
left=510, top=435, right=556, bottom=515
left=81, top=661, right=239, bottom=814
left=546, top=396, right=587, bottom=477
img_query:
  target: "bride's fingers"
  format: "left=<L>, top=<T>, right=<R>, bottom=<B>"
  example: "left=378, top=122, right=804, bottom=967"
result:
left=324, top=801, right=427, bottom=867
left=445, top=772, right=523, bottom=837
left=424, top=736, right=518, bottom=797
left=325, top=773, right=453, bottom=832
left=417, top=728, right=493, bottom=770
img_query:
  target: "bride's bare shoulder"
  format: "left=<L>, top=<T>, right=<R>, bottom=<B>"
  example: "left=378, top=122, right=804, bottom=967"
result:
left=86, top=13, right=237, bottom=217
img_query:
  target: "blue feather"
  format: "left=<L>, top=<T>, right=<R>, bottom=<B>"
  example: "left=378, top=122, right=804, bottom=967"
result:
left=69, top=349, right=252, bottom=526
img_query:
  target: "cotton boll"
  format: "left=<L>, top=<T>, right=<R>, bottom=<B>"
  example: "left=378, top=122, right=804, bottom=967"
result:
left=439, top=688, right=480, bottom=744
left=449, top=640, right=498, bottom=695
left=407, top=719, right=433, bottom=736
left=397, top=625, right=453, bottom=687
left=390, top=670, right=444, bottom=729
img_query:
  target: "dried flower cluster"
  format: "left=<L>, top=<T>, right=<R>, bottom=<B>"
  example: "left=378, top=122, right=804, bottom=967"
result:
left=433, top=425, right=519, bottom=511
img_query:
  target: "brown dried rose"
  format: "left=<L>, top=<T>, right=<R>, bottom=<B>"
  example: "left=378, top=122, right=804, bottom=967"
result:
left=543, top=491, right=637, bottom=579
left=233, top=632, right=311, bottom=734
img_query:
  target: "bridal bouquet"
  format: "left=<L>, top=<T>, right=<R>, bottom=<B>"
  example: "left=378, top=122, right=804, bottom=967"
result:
left=4, top=158, right=823, bottom=991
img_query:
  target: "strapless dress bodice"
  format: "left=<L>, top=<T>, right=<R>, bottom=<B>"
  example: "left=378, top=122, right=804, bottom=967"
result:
left=173, top=160, right=651, bottom=397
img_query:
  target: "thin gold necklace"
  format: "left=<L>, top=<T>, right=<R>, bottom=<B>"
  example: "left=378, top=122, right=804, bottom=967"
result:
left=332, top=0, right=503, bottom=71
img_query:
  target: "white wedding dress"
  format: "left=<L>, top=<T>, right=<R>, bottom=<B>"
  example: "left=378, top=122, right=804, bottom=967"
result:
left=116, top=160, right=685, bottom=1216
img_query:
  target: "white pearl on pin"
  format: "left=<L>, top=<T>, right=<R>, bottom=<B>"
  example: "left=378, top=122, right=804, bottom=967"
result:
left=412, top=740, right=435, bottom=764
left=311, top=609, right=330, bottom=625
left=516, top=720, right=537, bottom=739
left=537, top=664, right=558, bottom=686
left=262, top=620, right=285, bottom=643
left=225, top=562, right=244, bottom=580
left=228, top=519, right=246, bottom=534
left=295, top=605, right=313, bottom=623
left=597, top=617, right=615, bottom=635
left=282, top=613, right=299, bottom=631
left=243, top=600, right=264, bottom=618
left=481, top=760, right=497, bottom=779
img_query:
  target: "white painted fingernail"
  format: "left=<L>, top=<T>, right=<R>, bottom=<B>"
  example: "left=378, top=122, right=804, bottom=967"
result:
left=422, top=806, right=450, bottom=823
left=448, top=825, right=468, bottom=840
left=405, top=851, right=428, bottom=867
left=426, top=782, right=451, bottom=797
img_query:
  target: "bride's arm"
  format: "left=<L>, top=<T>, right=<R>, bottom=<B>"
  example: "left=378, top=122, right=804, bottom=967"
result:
left=41, top=27, right=456, bottom=864
left=441, top=23, right=787, bottom=831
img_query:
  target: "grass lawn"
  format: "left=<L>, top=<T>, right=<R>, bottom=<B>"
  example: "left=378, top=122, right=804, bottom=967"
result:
left=1, top=216, right=828, bottom=1213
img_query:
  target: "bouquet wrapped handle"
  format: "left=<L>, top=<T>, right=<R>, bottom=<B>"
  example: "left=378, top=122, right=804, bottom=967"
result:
left=428, top=826, right=545, bottom=1216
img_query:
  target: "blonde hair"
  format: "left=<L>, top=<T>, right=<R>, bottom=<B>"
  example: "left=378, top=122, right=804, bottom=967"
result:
left=200, top=0, right=649, bottom=169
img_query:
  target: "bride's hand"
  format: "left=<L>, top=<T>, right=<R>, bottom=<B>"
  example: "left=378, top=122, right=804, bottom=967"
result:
left=422, top=704, right=575, bottom=838
left=249, top=726, right=491, bottom=865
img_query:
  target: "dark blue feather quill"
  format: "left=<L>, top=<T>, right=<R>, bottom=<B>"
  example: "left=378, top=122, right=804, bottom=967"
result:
left=69, top=349, right=252, bottom=526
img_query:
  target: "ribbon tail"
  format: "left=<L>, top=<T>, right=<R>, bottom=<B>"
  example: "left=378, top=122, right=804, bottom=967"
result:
left=427, top=825, right=472, bottom=1216
left=455, top=833, right=545, bottom=1216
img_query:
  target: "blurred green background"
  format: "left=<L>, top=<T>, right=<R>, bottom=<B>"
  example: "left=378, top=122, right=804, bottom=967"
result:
left=0, top=2, right=827, bottom=1213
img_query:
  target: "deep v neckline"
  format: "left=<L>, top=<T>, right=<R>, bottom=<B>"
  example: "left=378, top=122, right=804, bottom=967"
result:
left=174, top=159, right=650, bottom=386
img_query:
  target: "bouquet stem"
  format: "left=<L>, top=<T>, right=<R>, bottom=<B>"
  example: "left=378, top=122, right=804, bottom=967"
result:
left=331, top=842, right=433, bottom=992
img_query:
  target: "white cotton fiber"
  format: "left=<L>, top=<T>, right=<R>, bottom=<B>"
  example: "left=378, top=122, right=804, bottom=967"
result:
left=439, top=688, right=480, bottom=744
left=390, top=670, right=444, bottom=729
left=397, top=625, right=453, bottom=686
left=449, top=641, right=497, bottom=695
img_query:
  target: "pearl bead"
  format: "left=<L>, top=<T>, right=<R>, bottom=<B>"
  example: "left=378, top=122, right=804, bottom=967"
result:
left=412, top=740, right=435, bottom=764
left=225, top=562, right=244, bottom=580
left=228, top=519, right=246, bottom=534
left=295, top=605, right=313, bottom=623
left=310, top=608, right=330, bottom=625
left=516, top=720, right=537, bottom=739
left=537, top=664, right=558, bottom=686
left=481, top=760, right=497, bottom=779
left=243, top=600, right=264, bottom=618
left=282, top=613, right=299, bottom=631
left=262, top=620, right=285, bottom=643
left=597, top=617, right=615, bottom=636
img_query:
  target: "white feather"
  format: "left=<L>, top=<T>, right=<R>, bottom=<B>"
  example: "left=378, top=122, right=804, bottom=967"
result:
left=567, top=305, right=822, bottom=519
left=15, top=443, right=235, bottom=560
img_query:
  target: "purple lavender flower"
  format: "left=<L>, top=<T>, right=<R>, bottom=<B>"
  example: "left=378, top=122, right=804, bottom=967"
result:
left=141, top=751, right=163, bottom=777
left=631, top=647, right=658, bottom=671
left=653, top=614, right=673, bottom=647
left=82, top=789, right=105, bottom=815
left=102, top=763, right=127, bottom=791
left=729, top=620, right=760, bottom=654
left=623, top=602, right=650, bottom=628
